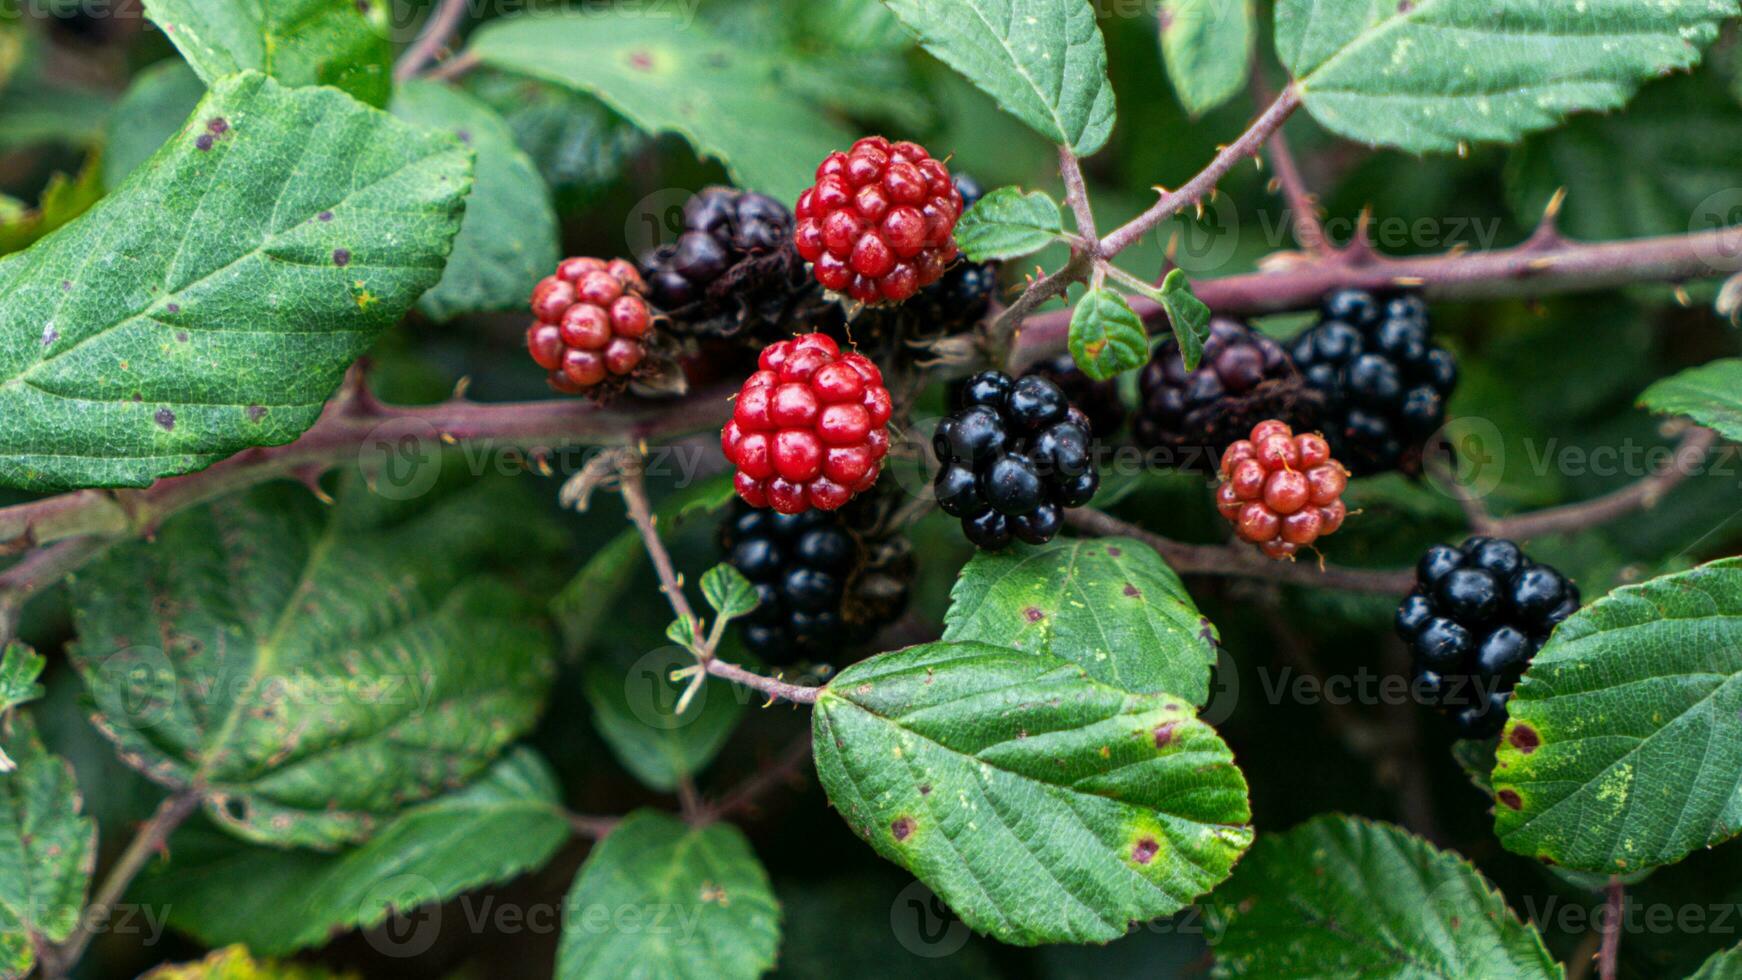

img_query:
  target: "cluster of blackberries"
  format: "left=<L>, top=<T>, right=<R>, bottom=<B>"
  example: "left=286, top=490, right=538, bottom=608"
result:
left=639, top=188, right=809, bottom=341
left=1395, top=538, right=1579, bottom=738
left=719, top=501, right=910, bottom=665
left=1291, top=289, right=1458, bottom=476
left=1025, top=353, right=1127, bottom=441
left=1136, top=317, right=1306, bottom=472
left=933, top=371, right=1099, bottom=549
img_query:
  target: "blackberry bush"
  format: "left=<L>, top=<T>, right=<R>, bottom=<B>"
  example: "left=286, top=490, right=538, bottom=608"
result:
left=1135, top=317, right=1313, bottom=472
left=933, top=371, right=1100, bottom=549
left=1395, top=538, right=1580, bottom=738
left=1290, top=289, right=1459, bottom=476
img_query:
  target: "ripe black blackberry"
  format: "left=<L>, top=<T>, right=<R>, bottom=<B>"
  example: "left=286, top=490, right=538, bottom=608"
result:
left=639, top=187, right=815, bottom=341
left=1025, top=353, right=1127, bottom=440
left=933, top=371, right=1100, bottom=550
left=1291, top=289, right=1458, bottom=477
left=1395, top=537, right=1579, bottom=739
left=1134, top=317, right=1315, bottom=473
left=719, top=497, right=912, bottom=666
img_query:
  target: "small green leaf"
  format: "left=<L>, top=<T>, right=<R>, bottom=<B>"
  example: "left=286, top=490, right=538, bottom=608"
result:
left=103, top=59, right=207, bottom=188
left=1639, top=359, right=1742, bottom=442
left=134, top=749, right=571, bottom=955
left=666, top=614, right=702, bottom=651
left=880, top=0, right=1116, bottom=155
left=392, top=81, right=560, bottom=323
left=954, top=186, right=1065, bottom=261
left=469, top=12, right=853, bottom=202
left=1159, top=0, right=1254, bottom=116
left=0, top=72, right=472, bottom=492
left=1691, top=945, right=1742, bottom=979
left=1494, top=557, right=1742, bottom=873
left=1207, top=815, right=1560, bottom=978
left=583, top=641, right=745, bottom=793
left=558, top=810, right=780, bottom=979
left=0, top=642, right=45, bottom=717
left=140, top=0, right=393, bottom=107
left=1277, top=0, right=1738, bottom=153
left=813, top=642, right=1252, bottom=945
left=943, top=536, right=1217, bottom=704
left=0, top=714, right=96, bottom=978
left=1158, top=269, right=1212, bottom=371
left=701, top=563, right=760, bottom=622
left=69, top=474, right=555, bottom=850
left=1068, top=287, right=1148, bottom=381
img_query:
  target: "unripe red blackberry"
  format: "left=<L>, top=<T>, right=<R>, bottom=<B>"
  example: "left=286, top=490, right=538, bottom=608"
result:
left=794, top=136, right=964, bottom=305
left=526, top=257, right=657, bottom=395
left=722, top=333, right=892, bottom=514
left=1214, top=420, right=1349, bottom=560
left=639, top=187, right=812, bottom=342
left=1136, top=317, right=1315, bottom=473
left=1396, top=538, right=1579, bottom=738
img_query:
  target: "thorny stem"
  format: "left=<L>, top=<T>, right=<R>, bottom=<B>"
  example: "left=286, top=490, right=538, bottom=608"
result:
left=696, top=736, right=813, bottom=825
left=1599, top=877, right=1625, bottom=980
left=395, top=0, right=474, bottom=82
left=1482, top=427, right=1718, bottom=540
left=0, top=537, right=106, bottom=647
left=45, top=791, right=201, bottom=977
left=1058, top=146, right=1099, bottom=251
left=614, top=455, right=823, bottom=707
left=1252, top=71, right=1329, bottom=255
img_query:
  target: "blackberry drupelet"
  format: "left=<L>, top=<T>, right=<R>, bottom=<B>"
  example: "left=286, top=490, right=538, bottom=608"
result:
left=719, top=499, right=912, bottom=665
left=1291, top=290, right=1458, bottom=477
left=933, top=371, right=1100, bottom=550
left=1395, top=537, right=1580, bottom=739
left=1135, top=317, right=1314, bottom=473
left=639, top=187, right=811, bottom=341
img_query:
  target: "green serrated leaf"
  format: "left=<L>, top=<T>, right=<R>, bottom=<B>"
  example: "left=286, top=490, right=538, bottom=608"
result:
left=701, top=564, right=760, bottom=622
left=103, top=59, right=207, bottom=189
left=558, top=810, right=780, bottom=979
left=1068, top=287, right=1148, bottom=381
left=1692, top=945, right=1742, bottom=980
left=813, top=641, right=1251, bottom=945
left=880, top=0, right=1115, bottom=155
left=1159, top=0, right=1254, bottom=116
left=68, top=475, right=555, bottom=850
left=954, top=186, right=1065, bottom=261
left=666, top=615, right=702, bottom=651
left=0, top=72, right=471, bottom=492
left=1494, top=557, right=1742, bottom=873
left=142, top=945, right=352, bottom=980
left=134, top=748, right=570, bottom=955
left=1207, top=815, right=1560, bottom=978
left=1277, top=0, right=1738, bottom=153
left=392, top=81, right=559, bottom=323
left=1158, top=269, right=1211, bottom=371
left=583, top=641, right=745, bottom=793
left=0, top=714, right=96, bottom=978
left=469, top=12, right=852, bottom=202
left=1639, top=359, right=1742, bottom=442
left=942, top=536, right=1217, bottom=704
left=0, top=643, right=44, bottom=718
left=140, top=0, right=393, bottom=107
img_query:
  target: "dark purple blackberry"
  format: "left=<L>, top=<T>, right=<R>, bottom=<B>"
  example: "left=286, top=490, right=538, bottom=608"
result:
left=640, top=187, right=814, bottom=341
left=1291, top=290, right=1458, bottom=477
left=719, top=497, right=912, bottom=666
left=934, top=372, right=1099, bottom=550
left=1134, top=317, right=1316, bottom=473
left=1025, top=354, right=1127, bottom=440
left=1395, top=537, right=1579, bottom=739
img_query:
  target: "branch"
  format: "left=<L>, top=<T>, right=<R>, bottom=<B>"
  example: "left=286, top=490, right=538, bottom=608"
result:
left=566, top=812, right=619, bottom=840
left=1013, top=225, right=1742, bottom=367
left=1064, top=507, right=1416, bottom=594
left=46, top=791, right=201, bottom=977
left=0, top=537, right=106, bottom=646
left=1058, top=146, right=1099, bottom=249
left=1482, top=427, right=1718, bottom=540
left=614, top=455, right=823, bottom=707
left=697, top=735, right=813, bottom=825
left=1100, top=87, right=1303, bottom=258
left=395, top=0, right=473, bottom=82
left=1598, top=877, right=1625, bottom=980
left=1250, top=67, right=1329, bottom=256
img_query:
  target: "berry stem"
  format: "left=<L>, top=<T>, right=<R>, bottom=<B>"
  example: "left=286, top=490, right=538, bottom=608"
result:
left=1598, top=876, right=1625, bottom=980
left=1064, top=506, right=1417, bottom=594
left=43, top=790, right=201, bottom=978
left=1099, top=86, right=1304, bottom=259
left=395, top=0, right=473, bottom=83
